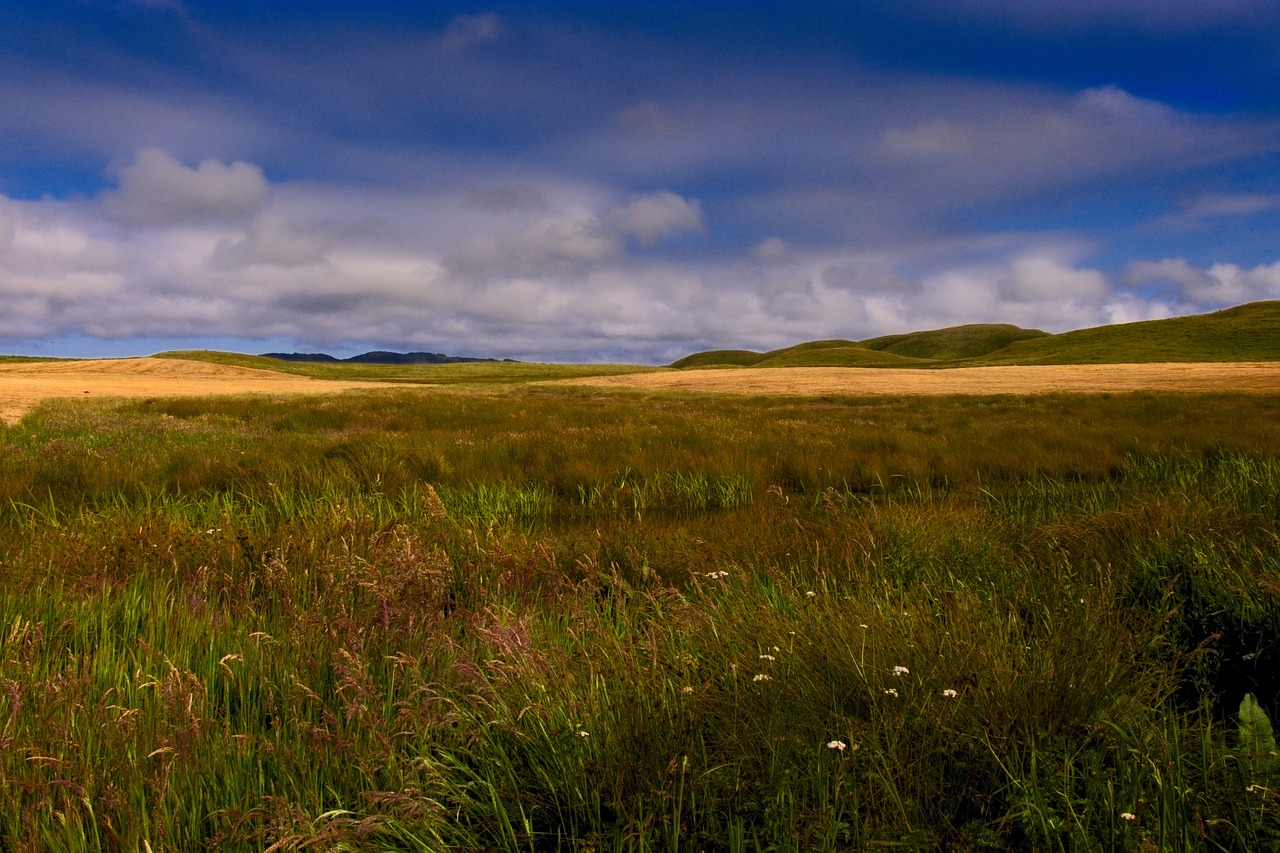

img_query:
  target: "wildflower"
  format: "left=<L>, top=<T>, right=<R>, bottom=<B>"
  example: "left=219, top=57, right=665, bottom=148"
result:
left=1120, top=812, right=1136, bottom=822
left=826, top=740, right=846, bottom=751
left=578, top=730, right=590, bottom=738
left=892, top=665, right=909, bottom=676
left=942, top=689, right=958, bottom=699
left=884, top=688, right=898, bottom=697
left=705, top=570, right=729, bottom=580
left=806, top=591, right=816, bottom=598
left=753, top=673, right=771, bottom=683
left=860, top=624, right=869, bottom=629
left=681, top=686, right=694, bottom=694
left=758, top=654, right=775, bottom=661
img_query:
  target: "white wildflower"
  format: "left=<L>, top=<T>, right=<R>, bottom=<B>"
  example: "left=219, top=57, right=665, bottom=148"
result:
left=758, top=654, right=775, bottom=661
left=806, top=591, right=816, bottom=598
left=892, top=665, right=909, bottom=676
left=884, top=688, right=898, bottom=697
left=826, top=740, right=846, bottom=751
left=942, top=689, right=958, bottom=699
left=578, top=730, right=590, bottom=738
left=1120, top=812, right=1136, bottom=822
left=753, top=673, right=771, bottom=683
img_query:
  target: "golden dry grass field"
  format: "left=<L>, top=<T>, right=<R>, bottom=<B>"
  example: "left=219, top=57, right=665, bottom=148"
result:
left=2, top=358, right=1279, bottom=425
left=566, top=361, right=1280, bottom=395
left=0, top=357, right=398, bottom=424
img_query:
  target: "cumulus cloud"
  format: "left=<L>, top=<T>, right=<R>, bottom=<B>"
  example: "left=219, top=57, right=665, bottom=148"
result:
left=0, top=138, right=1275, bottom=362
left=464, top=184, right=550, bottom=213
left=999, top=255, right=1110, bottom=302
left=607, top=191, right=704, bottom=246
left=208, top=221, right=331, bottom=270
left=103, top=149, right=270, bottom=226
left=1128, top=257, right=1280, bottom=306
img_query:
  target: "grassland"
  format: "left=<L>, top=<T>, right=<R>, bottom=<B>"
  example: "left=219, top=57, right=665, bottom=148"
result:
left=1, top=379, right=1279, bottom=851
left=674, top=300, right=1280, bottom=368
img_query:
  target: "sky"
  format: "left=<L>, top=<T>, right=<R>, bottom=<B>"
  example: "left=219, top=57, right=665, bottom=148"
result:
left=1, top=1, right=1279, bottom=363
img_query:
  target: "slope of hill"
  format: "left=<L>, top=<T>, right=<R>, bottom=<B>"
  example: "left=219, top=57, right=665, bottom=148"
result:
left=754, top=342, right=928, bottom=368
left=860, top=324, right=1049, bottom=361
left=671, top=340, right=927, bottom=369
left=671, top=301, right=1280, bottom=368
left=976, top=301, right=1280, bottom=365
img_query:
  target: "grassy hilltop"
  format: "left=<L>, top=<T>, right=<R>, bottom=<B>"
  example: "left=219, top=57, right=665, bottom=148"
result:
left=673, top=300, right=1280, bottom=368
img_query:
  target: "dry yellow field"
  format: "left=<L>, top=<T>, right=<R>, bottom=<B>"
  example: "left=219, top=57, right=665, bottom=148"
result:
left=0, top=358, right=396, bottom=424
left=565, top=362, right=1280, bottom=396
left=2, top=358, right=1278, bottom=425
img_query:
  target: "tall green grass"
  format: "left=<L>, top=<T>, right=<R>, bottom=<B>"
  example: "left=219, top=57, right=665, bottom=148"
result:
left=1, top=388, right=1279, bottom=850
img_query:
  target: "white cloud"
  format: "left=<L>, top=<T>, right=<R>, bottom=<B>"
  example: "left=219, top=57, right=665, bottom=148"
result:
left=1, top=145, right=1275, bottom=362
left=208, top=221, right=331, bottom=270
left=1128, top=257, right=1280, bottom=305
left=103, top=149, right=270, bottom=226
left=607, top=191, right=705, bottom=246
left=999, top=255, right=1109, bottom=302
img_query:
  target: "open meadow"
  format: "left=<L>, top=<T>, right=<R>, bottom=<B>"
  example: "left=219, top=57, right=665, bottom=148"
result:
left=1, top=360, right=1279, bottom=850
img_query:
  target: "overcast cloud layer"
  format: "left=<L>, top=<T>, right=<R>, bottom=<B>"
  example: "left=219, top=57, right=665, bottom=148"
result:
left=1, top=1, right=1279, bottom=362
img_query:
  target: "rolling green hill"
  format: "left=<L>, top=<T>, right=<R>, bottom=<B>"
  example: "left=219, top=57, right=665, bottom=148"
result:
left=672, top=301, right=1280, bottom=368
left=754, top=342, right=928, bottom=368
left=860, top=323, right=1049, bottom=361
left=671, top=339, right=928, bottom=369
left=976, top=301, right=1280, bottom=365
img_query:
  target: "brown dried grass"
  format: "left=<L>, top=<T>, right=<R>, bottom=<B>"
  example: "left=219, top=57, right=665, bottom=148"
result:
left=562, top=362, right=1280, bottom=396
left=0, top=358, right=394, bottom=424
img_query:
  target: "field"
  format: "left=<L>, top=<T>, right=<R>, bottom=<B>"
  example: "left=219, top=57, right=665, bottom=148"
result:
left=1, top=358, right=1280, bottom=851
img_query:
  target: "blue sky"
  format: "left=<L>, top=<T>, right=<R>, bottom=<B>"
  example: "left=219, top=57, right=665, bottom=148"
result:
left=1, top=0, right=1278, bottom=362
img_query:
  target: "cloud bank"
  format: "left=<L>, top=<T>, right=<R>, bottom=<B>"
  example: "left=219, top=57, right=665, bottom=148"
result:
left=0, top=5, right=1277, bottom=361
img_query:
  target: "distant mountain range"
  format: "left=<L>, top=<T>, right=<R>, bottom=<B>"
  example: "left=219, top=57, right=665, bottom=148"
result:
left=261, top=351, right=515, bottom=365
left=671, top=300, right=1280, bottom=369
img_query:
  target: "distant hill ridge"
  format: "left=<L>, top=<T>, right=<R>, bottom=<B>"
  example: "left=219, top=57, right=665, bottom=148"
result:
left=262, top=351, right=515, bottom=365
left=671, top=301, right=1280, bottom=368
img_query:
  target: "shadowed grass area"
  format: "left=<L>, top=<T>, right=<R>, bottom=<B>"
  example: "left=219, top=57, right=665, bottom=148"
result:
left=1, top=387, right=1279, bottom=850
